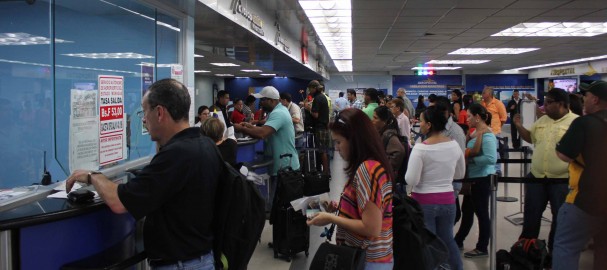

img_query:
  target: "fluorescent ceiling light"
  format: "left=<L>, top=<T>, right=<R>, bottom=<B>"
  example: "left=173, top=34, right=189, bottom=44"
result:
left=299, top=0, right=352, bottom=71
left=64, top=52, right=153, bottom=59
left=333, top=60, right=352, bottom=72
left=241, top=69, right=262, bottom=72
left=195, top=54, right=204, bottom=58
left=215, top=74, right=234, bottom=76
left=0, top=32, right=72, bottom=45
left=426, top=60, right=490, bottom=64
left=412, top=66, right=462, bottom=70
left=0, top=58, right=137, bottom=75
left=260, top=73, right=276, bottom=76
left=211, top=63, right=240, bottom=67
left=449, top=48, right=540, bottom=55
left=511, top=54, right=607, bottom=70
left=492, top=22, right=607, bottom=37
left=136, top=63, right=174, bottom=67
left=195, top=70, right=211, bottom=73
left=235, top=77, right=248, bottom=79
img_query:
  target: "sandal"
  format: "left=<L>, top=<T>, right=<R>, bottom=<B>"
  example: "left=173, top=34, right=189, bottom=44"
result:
left=464, top=249, right=488, bottom=258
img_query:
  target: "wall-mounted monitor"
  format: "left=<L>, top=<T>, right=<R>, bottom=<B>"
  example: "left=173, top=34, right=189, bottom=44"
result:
left=553, top=78, right=578, bottom=93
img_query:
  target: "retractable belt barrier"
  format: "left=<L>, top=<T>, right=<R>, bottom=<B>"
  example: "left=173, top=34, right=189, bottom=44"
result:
left=451, top=174, right=569, bottom=270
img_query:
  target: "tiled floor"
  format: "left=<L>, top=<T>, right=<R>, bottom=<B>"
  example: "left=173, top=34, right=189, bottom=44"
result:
left=246, top=125, right=595, bottom=270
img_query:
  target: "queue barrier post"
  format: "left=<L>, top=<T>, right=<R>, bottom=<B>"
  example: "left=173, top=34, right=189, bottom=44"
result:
left=490, top=174, right=498, bottom=270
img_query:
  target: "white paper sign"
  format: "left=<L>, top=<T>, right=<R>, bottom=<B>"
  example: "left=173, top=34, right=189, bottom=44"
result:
left=69, top=89, right=99, bottom=172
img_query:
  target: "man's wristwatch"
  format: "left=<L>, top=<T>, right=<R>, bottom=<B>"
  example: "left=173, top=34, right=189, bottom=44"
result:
left=87, top=171, right=102, bottom=185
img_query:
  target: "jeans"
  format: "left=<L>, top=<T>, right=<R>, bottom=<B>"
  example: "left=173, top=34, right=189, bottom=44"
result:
left=420, top=203, right=463, bottom=270
left=365, top=261, right=394, bottom=270
left=519, top=174, right=568, bottom=252
left=151, top=251, right=215, bottom=270
left=553, top=203, right=607, bottom=270
left=454, top=180, right=491, bottom=252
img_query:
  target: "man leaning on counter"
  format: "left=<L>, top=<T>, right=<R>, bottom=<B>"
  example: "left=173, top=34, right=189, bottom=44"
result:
left=66, top=78, right=221, bottom=270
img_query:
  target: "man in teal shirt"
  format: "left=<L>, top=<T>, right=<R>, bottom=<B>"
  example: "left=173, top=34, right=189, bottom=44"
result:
left=234, top=86, right=300, bottom=176
left=362, top=88, right=380, bottom=119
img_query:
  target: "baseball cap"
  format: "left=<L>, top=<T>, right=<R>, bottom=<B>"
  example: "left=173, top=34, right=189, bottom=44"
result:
left=579, top=80, right=607, bottom=101
left=252, top=86, right=280, bottom=100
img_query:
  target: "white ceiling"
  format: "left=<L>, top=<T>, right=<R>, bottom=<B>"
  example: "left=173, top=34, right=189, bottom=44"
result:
left=193, top=0, right=607, bottom=77
left=350, top=0, right=607, bottom=73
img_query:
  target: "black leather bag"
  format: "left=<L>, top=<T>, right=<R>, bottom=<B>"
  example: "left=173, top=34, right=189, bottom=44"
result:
left=67, top=189, right=95, bottom=204
left=277, top=167, right=304, bottom=203
left=310, top=242, right=366, bottom=270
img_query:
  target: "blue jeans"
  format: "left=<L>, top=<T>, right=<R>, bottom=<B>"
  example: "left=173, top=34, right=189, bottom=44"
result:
left=420, top=203, right=463, bottom=270
left=520, top=174, right=568, bottom=252
left=365, top=261, right=393, bottom=270
left=151, top=251, right=215, bottom=270
left=553, top=203, right=607, bottom=270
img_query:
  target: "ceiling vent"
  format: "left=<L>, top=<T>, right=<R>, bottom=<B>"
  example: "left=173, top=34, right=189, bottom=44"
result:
left=342, top=75, right=354, bottom=82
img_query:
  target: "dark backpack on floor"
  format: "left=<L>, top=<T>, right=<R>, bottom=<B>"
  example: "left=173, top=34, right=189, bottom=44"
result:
left=393, top=194, right=449, bottom=270
left=213, top=157, right=266, bottom=270
left=509, top=238, right=548, bottom=270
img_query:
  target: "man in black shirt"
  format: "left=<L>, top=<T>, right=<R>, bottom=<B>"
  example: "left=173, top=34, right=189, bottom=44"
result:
left=67, top=78, right=221, bottom=270
left=303, top=80, right=331, bottom=175
left=553, top=80, right=607, bottom=270
left=507, top=89, right=522, bottom=148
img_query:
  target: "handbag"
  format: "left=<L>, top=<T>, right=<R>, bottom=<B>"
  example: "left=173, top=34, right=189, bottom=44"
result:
left=310, top=241, right=366, bottom=270
left=309, top=195, right=366, bottom=270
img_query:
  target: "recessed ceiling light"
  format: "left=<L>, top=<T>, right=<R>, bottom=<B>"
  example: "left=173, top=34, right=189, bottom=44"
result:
left=426, top=60, right=490, bottom=64
left=511, top=54, right=607, bottom=70
left=412, top=66, right=462, bottom=70
left=260, top=73, right=276, bottom=76
left=241, top=69, right=262, bottom=72
left=194, top=54, right=204, bottom=58
left=235, top=77, right=249, bottom=79
left=215, top=74, right=234, bottom=77
left=195, top=70, right=211, bottom=73
left=0, top=58, right=137, bottom=75
left=492, top=22, right=607, bottom=37
left=0, top=32, right=72, bottom=45
left=210, top=63, right=240, bottom=67
left=449, top=48, right=540, bottom=55
left=64, top=52, right=153, bottom=59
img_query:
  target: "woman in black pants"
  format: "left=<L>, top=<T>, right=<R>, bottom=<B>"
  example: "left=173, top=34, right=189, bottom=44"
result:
left=454, top=104, right=497, bottom=258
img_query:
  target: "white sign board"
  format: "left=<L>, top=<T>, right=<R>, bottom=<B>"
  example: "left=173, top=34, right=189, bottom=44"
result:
left=69, top=89, right=99, bottom=172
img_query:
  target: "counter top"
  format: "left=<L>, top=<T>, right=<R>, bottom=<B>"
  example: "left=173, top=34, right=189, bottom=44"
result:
left=236, top=137, right=259, bottom=146
left=0, top=194, right=107, bottom=230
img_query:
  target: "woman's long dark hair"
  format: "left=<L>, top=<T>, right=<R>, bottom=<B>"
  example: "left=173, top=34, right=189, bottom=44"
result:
left=374, top=106, right=400, bottom=135
left=330, top=108, right=394, bottom=182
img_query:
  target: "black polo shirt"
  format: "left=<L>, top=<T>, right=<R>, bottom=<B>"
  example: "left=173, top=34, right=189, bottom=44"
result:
left=118, top=127, right=221, bottom=261
left=311, top=91, right=329, bottom=129
left=556, top=110, right=607, bottom=216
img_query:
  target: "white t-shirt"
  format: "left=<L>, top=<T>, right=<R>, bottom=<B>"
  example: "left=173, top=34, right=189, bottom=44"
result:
left=405, top=140, right=465, bottom=194
left=396, top=113, right=411, bottom=142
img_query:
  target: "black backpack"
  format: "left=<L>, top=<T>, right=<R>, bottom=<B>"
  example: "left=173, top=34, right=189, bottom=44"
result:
left=509, top=238, right=548, bottom=270
left=213, top=155, right=266, bottom=270
left=382, top=130, right=411, bottom=186
left=392, top=194, right=449, bottom=270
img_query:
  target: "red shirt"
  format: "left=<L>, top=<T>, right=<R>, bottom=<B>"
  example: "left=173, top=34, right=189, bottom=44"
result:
left=231, top=110, right=245, bottom=124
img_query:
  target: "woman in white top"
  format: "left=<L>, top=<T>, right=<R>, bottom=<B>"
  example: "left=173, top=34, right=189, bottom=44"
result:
left=405, top=106, right=466, bottom=270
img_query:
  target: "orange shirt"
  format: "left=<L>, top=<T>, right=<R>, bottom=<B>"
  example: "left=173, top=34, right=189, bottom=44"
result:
left=481, top=98, right=507, bottom=135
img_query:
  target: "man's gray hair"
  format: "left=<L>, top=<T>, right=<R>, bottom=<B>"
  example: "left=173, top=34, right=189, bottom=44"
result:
left=147, top=78, right=190, bottom=121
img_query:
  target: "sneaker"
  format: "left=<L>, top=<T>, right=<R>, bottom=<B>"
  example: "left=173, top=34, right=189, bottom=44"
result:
left=464, top=249, right=488, bottom=258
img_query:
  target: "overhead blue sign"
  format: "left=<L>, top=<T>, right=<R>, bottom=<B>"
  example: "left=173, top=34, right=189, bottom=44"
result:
left=392, top=75, right=462, bottom=101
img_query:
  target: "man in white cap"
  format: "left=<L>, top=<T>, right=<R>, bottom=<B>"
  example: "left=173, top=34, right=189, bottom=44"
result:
left=234, top=86, right=300, bottom=199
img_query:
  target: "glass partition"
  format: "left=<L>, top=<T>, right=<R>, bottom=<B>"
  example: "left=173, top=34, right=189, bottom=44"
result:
left=0, top=0, right=180, bottom=189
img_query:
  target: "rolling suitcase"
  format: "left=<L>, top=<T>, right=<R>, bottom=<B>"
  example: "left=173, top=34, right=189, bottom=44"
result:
left=271, top=153, right=309, bottom=261
left=271, top=205, right=310, bottom=262
left=302, top=133, right=330, bottom=196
